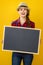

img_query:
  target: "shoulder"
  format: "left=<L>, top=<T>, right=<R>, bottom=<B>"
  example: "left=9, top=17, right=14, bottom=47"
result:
left=30, top=21, right=35, bottom=28
left=11, top=19, right=18, bottom=26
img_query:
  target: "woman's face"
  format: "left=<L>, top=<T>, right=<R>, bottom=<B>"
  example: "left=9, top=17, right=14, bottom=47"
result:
left=18, top=7, right=28, bottom=18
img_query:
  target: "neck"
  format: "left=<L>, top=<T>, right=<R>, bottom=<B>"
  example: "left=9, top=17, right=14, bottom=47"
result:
left=20, top=17, right=27, bottom=25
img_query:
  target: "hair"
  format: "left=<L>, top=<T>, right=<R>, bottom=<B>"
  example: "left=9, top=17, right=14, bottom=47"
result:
left=17, top=6, right=31, bottom=27
left=26, top=9, right=30, bottom=18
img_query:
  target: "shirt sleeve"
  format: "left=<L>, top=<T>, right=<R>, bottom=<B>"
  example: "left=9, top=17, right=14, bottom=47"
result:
left=30, top=21, right=35, bottom=28
left=11, top=21, right=16, bottom=26
left=32, top=22, right=35, bottom=28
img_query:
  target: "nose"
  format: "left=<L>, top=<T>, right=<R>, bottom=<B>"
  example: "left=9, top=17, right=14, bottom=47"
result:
left=22, top=9, right=25, bottom=12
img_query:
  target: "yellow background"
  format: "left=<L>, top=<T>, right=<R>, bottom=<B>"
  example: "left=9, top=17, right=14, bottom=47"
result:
left=0, top=0, right=43, bottom=65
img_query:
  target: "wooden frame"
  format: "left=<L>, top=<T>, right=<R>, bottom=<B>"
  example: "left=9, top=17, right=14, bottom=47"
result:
left=2, top=26, right=41, bottom=54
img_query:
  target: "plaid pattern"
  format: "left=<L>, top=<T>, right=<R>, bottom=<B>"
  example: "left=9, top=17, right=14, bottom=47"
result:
left=11, top=18, right=35, bottom=28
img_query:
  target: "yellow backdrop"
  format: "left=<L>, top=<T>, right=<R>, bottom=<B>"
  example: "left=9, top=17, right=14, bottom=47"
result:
left=0, top=0, right=43, bottom=65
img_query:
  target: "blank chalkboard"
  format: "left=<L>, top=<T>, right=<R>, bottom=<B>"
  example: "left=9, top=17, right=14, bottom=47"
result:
left=3, top=26, right=41, bottom=54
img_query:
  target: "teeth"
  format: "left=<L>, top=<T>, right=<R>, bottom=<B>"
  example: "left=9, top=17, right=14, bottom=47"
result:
left=22, top=13, right=25, bottom=15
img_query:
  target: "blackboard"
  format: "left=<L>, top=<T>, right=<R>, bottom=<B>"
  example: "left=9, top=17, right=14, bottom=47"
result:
left=3, top=26, right=41, bottom=54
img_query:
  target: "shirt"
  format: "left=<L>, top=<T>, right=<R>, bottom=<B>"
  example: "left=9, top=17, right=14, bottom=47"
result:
left=11, top=18, right=35, bottom=28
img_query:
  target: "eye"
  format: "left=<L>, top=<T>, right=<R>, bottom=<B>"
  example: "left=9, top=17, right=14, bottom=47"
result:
left=19, top=8, right=23, bottom=11
left=24, top=8, right=27, bottom=10
left=20, top=8, right=22, bottom=11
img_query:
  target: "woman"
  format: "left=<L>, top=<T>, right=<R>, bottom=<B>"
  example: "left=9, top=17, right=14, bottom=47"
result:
left=11, top=2, right=35, bottom=65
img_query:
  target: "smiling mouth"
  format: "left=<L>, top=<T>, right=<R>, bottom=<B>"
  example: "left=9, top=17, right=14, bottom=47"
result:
left=21, top=13, right=25, bottom=15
